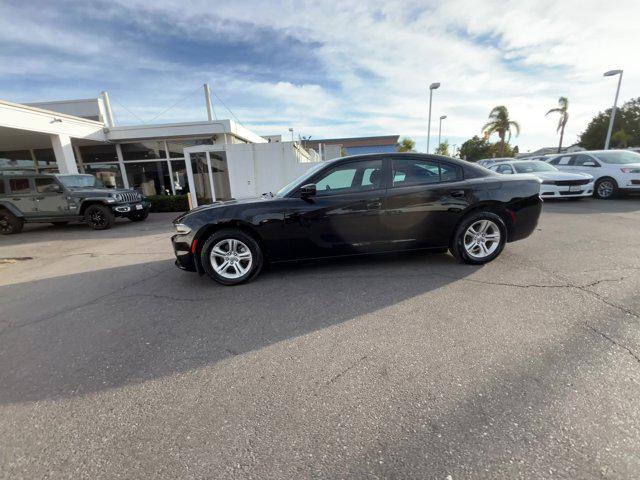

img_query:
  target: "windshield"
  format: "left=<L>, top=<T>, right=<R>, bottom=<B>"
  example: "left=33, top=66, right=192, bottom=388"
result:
left=592, top=151, right=640, bottom=164
left=275, top=162, right=328, bottom=197
left=57, top=174, right=104, bottom=188
left=512, top=161, right=558, bottom=173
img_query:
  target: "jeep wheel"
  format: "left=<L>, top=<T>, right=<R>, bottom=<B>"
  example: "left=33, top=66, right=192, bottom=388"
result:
left=84, top=204, right=115, bottom=230
left=128, top=210, right=149, bottom=222
left=0, top=209, right=24, bottom=234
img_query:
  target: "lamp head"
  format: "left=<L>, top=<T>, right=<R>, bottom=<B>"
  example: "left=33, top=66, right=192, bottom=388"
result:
left=604, top=69, right=622, bottom=77
left=440, top=115, right=447, bottom=120
left=429, top=82, right=441, bottom=90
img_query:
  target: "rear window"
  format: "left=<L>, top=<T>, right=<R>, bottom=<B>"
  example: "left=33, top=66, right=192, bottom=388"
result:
left=9, top=178, right=31, bottom=194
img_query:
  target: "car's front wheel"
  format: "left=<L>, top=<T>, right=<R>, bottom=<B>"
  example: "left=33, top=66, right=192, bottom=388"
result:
left=201, top=229, right=263, bottom=285
left=84, top=204, right=115, bottom=230
left=450, top=212, right=507, bottom=265
left=0, top=209, right=24, bottom=235
left=594, top=177, right=618, bottom=199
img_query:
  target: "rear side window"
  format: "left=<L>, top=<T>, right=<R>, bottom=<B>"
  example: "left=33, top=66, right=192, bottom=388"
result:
left=392, top=158, right=462, bottom=187
left=9, top=178, right=31, bottom=194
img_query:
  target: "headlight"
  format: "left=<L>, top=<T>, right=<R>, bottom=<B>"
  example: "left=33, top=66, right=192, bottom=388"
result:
left=112, top=193, right=123, bottom=201
left=174, top=223, right=191, bottom=234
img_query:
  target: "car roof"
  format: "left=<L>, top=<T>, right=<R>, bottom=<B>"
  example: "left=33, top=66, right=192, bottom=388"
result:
left=327, top=152, right=473, bottom=168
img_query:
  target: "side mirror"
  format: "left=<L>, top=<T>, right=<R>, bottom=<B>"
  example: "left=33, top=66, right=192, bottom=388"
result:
left=299, top=183, right=317, bottom=197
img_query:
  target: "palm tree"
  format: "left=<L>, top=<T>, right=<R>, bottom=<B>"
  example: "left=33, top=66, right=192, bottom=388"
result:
left=481, top=106, right=520, bottom=157
left=546, top=96, right=569, bottom=153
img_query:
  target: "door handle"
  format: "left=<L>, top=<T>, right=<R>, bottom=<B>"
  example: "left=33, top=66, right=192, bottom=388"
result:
left=450, top=190, right=465, bottom=198
left=366, top=200, right=382, bottom=209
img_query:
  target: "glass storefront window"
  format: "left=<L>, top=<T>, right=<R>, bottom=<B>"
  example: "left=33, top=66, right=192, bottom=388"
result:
left=166, top=138, right=214, bottom=158
left=120, top=141, right=166, bottom=160
left=125, top=161, right=172, bottom=196
left=79, top=144, right=119, bottom=163
left=82, top=163, right=123, bottom=188
left=170, top=160, right=189, bottom=194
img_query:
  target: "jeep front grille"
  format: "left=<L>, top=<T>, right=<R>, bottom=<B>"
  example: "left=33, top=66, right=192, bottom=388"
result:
left=120, top=192, right=140, bottom=203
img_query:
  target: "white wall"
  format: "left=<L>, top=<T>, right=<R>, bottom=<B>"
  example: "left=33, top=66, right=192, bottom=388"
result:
left=225, top=142, right=323, bottom=198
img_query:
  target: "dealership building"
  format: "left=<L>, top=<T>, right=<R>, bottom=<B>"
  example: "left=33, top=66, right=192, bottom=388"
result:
left=0, top=87, right=398, bottom=206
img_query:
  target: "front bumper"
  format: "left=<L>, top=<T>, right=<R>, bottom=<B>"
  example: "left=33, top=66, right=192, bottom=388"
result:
left=172, top=234, right=197, bottom=272
left=540, top=182, right=594, bottom=198
left=112, top=200, right=151, bottom=216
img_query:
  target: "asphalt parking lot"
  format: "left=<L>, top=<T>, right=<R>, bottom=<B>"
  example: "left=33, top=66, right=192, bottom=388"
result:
left=1, top=199, right=640, bottom=479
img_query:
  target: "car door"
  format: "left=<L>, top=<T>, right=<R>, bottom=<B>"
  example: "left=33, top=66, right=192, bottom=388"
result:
left=33, top=177, right=70, bottom=217
left=383, top=156, right=471, bottom=248
left=285, top=157, right=388, bottom=259
left=7, top=177, right=37, bottom=218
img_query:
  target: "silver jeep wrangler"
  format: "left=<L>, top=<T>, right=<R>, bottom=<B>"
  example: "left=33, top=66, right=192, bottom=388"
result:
left=0, top=172, right=150, bottom=234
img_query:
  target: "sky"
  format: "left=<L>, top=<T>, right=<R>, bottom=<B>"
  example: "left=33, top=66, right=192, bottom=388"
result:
left=1, top=0, right=638, bottom=153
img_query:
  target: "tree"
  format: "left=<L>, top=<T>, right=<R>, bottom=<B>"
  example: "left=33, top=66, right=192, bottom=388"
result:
left=458, top=135, right=492, bottom=161
left=546, top=96, right=569, bottom=153
left=579, top=97, right=640, bottom=149
left=482, top=106, right=521, bottom=157
left=435, top=140, right=450, bottom=156
left=396, top=137, right=416, bottom=152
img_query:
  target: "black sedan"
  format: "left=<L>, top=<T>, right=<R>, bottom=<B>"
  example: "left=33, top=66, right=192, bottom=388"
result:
left=172, top=153, right=542, bottom=285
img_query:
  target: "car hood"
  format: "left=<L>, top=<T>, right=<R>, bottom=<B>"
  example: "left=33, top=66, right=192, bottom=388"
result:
left=67, top=187, right=140, bottom=196
left=173, top=195, right=277, bottom=222
left=527, top=171, right=593, bottom=181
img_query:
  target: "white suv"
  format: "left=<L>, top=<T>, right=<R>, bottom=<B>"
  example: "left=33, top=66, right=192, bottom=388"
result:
left=546, top=150, right=640, bottom=199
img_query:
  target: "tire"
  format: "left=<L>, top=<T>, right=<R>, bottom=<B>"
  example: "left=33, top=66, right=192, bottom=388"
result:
left=51, top=221, right=69, bottom=227
left=594, top=177, right=618, bottom=199
left=0, top=209, right=24, bottom=235
left=128, top=210, right=149, bottom=222
left=449, top=212, right=507, bottom=265
left=84, top=204, right=115, bottom=230
left=201, top=229, right=263, bottom=285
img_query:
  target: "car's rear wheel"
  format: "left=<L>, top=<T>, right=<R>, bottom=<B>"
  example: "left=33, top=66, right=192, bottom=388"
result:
left=0, top=209, right=24, bottom=235
left=594, top=177, right=618, bottom=199
left=84, top=204, right=115, bottom=230
left=201, top=229, right=263, bottom=285
left=450, top=212, right=506, bottom=265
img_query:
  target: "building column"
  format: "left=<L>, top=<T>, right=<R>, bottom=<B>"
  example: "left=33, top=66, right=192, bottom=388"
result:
left=50, top=134, right=79, bottom=174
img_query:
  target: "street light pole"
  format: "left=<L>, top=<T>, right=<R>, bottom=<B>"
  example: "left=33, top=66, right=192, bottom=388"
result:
left=438, top=115, right=447, bottom=149
left=288, top=127, right=294, bottom=143
left=427, top=82, right=441, bottom=153
left=603, top=69, right=623, bottom=150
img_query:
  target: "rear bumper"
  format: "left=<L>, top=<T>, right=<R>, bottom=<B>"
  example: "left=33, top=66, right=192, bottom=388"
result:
left=508, top=195, right=542, bottom=242
left=172, top=234, right=197, bottom=272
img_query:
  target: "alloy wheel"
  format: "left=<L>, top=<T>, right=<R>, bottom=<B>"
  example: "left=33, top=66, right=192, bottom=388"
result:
left=463, top=219, right=501, bottom=259
left=597, top=180, right=614, bottom=198
left=210, top=238, right=253, bottom=279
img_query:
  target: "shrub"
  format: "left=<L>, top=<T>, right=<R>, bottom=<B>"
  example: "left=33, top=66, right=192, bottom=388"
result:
left=147, top=194, right=189, bottom=212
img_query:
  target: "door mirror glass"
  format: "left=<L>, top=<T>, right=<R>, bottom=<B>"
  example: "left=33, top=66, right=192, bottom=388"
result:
left=299, top=183, right=317, bottom=197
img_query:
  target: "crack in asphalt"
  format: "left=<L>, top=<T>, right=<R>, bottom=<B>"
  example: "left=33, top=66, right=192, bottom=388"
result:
left=584, top=323, right=640, bottom=364
left=325, top=355, right=369, bottom=386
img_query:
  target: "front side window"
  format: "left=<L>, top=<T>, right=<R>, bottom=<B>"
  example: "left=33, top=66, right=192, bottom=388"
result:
left=314, top=159, right=383, bottom=196
left=9, top=178, right=31, bottom=194
left=35, top=177, right=61, bottom=193
left=573, top=154, right=599, bottom=167
left=550, top=155, right=573, bottom=166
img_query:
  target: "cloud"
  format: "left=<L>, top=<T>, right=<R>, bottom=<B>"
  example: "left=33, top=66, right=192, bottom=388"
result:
left=1, top=0, right=638, bottom=152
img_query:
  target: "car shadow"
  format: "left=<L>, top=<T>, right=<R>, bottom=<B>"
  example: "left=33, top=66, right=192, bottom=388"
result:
left=0, top=251, right=479, bottom=405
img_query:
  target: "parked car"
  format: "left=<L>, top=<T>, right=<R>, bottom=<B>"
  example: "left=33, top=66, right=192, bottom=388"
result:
left=477, top=157, right=515, bottom=168
left=0, top=172, right=150, bottom=234
left=488, top=160, right=594, bottom=199
left=545, top=150, right=640, bottom=199
left=172, top=153, right=542, bottom=285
